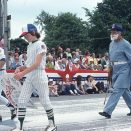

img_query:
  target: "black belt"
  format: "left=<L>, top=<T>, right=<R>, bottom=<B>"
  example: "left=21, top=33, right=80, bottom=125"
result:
left=0, top=69, right=5, bottom=71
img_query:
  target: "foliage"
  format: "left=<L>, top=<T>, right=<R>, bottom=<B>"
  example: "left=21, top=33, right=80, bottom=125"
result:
left=10, top=38, right=28, bottom=53
left=10, top=0, right=131, bottom=54
left=83, top=0, right=131, bottom=53
left=35, top=11, right=89, bottom=51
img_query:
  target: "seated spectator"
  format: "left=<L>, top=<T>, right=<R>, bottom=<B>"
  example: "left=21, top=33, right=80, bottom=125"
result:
left=46, top=54, right=55, bottom=69
left=8, top=51, right=15, bottom=69
left=19, top=50, right=27, bottom=66
left=10, top=53, right=21, bottom=69
left=90, top=76, right=104, bottom=93
left=101, top=53, right=109, bottom=70
left=48, top=79, right=59, bottom=97
left=92, top=53, right=98, bottom=66
left=56, top=46, right=64, bottom=59
left=55, top=59, right=65, bottom=70
left=65, top=48, right=72, bottom=58
left=62, top=75, right=79, bottom=95
left=72, top=58, right=80, bottom=71
left=71, top=51, right=77, bottom=62
left=84, top=75, right=99, bottom=94
left=82, top=51, right=90, bottom=69
left=75, top=50, right=80, bottom=59
left=55, top=80, right=64, bottom=95
left=95, top=81, right=105, bottom=93
left=61, top=58, right=68, bottom=70
left=74, top=75, right=85, bottom=95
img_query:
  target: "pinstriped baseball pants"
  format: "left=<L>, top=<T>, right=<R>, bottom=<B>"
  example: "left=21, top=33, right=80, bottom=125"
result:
left=104, top=87, right=131, bottom=115
left=18, top=70, right=52, bottom=110
left=0, top=71, right=9, bottom=105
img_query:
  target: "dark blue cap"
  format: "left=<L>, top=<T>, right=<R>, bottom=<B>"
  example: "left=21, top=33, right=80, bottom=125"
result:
left=111, top=23, right=123, bottom=32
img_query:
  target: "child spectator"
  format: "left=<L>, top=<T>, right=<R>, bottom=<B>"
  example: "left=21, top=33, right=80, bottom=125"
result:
left=75, top=75, right=85, bottom=95
left=84, top=75, right=99, bottom=94
left=48, top=79, right=59, bottom=97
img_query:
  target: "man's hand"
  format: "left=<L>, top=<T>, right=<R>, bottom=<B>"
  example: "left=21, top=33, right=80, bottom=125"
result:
left=14, top=68, right=21, bottom=74
left=107, top=67, right=113, bottom=83
left=14, top=72, right=24, bottom=80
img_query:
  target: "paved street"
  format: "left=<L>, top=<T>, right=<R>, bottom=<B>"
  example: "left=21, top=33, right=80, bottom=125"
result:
left=0, top=94, right=131, bottom=131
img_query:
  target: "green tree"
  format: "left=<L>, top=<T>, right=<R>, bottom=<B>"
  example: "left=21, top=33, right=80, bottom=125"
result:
left=35, top=11, right=89, bottom=51
left=10, top=38, right=28, bottom=52
left=84, top=0, right=131, bottom=53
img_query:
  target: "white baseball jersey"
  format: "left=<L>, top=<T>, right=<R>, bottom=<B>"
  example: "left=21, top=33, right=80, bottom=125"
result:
left=18, top=40, right=52, bottom=110
left=24, top=40, right=47, bottom=78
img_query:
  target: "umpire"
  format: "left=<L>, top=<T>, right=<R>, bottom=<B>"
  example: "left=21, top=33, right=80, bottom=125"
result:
left=99, top=23, right=131, bottom=118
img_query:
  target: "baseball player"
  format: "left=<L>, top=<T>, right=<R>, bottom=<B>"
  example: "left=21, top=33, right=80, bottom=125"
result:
left=0, top=39, right=16, bottom=122
left=13, top=24, right=57, bottom=131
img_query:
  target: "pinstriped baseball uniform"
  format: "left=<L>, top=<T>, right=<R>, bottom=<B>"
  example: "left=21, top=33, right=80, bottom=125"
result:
left=15, top=24, right=56, bottom=131
left=0, top=47, right=17, bottom=121
left=0, top=47, right=9, bottom=105
left=18, top=40, right=52, bottom=110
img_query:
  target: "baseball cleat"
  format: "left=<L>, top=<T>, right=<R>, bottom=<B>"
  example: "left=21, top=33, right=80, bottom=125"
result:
left=11, top=108, right=17, bottom=120
left=45, top=125, right=57, bottom=131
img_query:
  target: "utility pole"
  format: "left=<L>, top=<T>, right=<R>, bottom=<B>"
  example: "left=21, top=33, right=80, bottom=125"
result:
left=1, top=0, right=10, bottom=69
left=0, top=0, right=4, bottom=40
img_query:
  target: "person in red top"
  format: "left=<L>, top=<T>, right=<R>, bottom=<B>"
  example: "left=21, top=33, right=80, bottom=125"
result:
left=72, top=58, right=80, bottom=71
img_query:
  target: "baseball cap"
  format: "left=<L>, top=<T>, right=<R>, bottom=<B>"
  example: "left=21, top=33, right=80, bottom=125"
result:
left=20, top=24, right=37, bottom=37
left=111, top=23, right=123, bottom=32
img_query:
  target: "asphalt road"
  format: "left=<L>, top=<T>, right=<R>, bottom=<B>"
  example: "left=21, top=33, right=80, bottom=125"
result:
left=0, top=94, right=131, bottom=131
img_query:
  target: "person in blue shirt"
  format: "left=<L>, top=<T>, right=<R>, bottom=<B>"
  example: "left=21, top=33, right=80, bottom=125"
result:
left=99, top=23, right=131, bottom=118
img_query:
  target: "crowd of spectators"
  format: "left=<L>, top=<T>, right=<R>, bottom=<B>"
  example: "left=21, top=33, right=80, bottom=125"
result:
left=46, top=46, right=109, bottom=71
left=47, top=75, right=107, bottom=97
left=8, top=45, right=109, bottom=71
left=8, top=46, right=109, bottom=97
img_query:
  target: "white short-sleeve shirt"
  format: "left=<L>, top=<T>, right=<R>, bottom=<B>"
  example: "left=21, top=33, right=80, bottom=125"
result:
left=25, top=40, right=47, bottom=70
